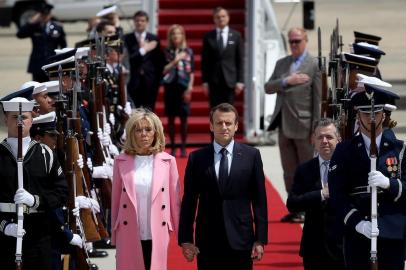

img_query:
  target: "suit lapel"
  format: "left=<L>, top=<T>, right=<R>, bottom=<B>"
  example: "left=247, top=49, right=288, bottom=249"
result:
left=227, top=142, right=242, bottom=188
left=311, top=157, right=322, bottom=189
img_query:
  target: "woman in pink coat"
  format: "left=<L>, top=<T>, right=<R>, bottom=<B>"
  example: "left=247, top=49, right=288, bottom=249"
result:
left=111, top=108, right=181, bottom=270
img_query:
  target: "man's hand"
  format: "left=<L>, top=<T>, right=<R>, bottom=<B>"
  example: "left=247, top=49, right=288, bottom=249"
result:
left=322, top=185, right=329, bottom=199
left=181, top=243, right=200, bottom=262
left=14, top=188, right=35, bottom=207
left=368, top=171, right=390, bottom=189
left=286, top=73, right=310, bottom=86
left=142, top=40, right=158, bottom=53
left=234, top=83, right=244, bottom=96
left=355, top=220, right=378, bottom=239
left=251, top=241, right=264, bottom=261
left=70, top=234, right=83, bottom=248
left=4, top=223, right=25, bottom=238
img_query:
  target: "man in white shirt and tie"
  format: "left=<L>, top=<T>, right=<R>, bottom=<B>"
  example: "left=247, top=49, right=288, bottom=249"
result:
left=287, top=118, right=345, bottom=270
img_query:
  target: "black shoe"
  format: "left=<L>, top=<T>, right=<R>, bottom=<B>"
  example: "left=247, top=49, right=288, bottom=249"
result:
left=280, top=213, right=305, bottom=223
left=88, top=249, right=108, bottom=258
left=93, top=239, right=115, bottom=249
left=90, top=263, right=99, bottom=270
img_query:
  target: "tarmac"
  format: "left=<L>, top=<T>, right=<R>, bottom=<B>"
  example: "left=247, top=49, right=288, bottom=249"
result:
left=0, top=0, right=405, bottom=268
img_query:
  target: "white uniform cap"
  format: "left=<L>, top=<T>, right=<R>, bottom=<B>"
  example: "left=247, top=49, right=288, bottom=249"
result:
left=19, top=81, right=47, bottom=96
left=76, top=47, right=90, bottom=60
left=1, top=97, right=36, bottom=112
left=43, top=81, right=59, bottom=94
left=96, top=5, right=117, bottom=17
left=384, top=104, right=397, bottom=112
left=55, top=48, right=75, bottom=55
left=33, top=111, right=56, bottom=124
left=42, top=56, right=75, bottom=71
left=356, top=74, right=392, bottom=88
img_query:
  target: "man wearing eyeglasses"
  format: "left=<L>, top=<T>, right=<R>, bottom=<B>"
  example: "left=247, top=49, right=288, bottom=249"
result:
left=264, top=27, right=321, bottom=223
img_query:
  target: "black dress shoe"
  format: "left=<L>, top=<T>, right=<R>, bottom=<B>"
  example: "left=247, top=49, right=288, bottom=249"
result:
left=88, top=249, right=108, bottom=258
left=90, top=263, right=99, bottom=270
left=93, top=239, right=115, bottom=249
left=280, top=213, right=305, bottom=223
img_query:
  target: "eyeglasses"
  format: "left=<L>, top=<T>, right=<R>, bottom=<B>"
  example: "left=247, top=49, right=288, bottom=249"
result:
left=135, top=127, right=154, bottom=134
left=288, top=39, right=303, bottom=45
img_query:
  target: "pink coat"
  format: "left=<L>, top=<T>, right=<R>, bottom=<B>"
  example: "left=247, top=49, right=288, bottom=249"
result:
left=111, top=152, right=181, bottom=270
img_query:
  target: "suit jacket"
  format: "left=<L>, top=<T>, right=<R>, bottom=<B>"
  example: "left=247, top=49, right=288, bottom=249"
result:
left=329, top=129, right=406, bottom=240
left=123, top=32, right=164, bottom=91
left=201, top=28, right=244, bottom=88
left=111, top=152, right=181, bottom=270
left=265, top=53, right=321, bottom=139
left=287, top=157, right=341, bottom=261
left=16, top=20, right=67, bottom=74
left=178, top=142, right=268, bottom=251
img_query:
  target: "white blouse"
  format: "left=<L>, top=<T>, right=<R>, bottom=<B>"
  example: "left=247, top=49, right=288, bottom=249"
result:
left=134, top=154, right=154, bottom=240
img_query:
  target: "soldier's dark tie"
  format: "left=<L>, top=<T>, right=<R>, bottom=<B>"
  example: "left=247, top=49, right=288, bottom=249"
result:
left=219, top=148, right=228, bottom=189
left=218, top=29, right=224, bottom=51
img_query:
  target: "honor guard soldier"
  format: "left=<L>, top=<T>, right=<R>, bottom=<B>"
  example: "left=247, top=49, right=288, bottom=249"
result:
left=16, top=3, right=67, bottom=82
left=329, top=83, right=406, bottom=270
left=0, top=96, right=67, bottom=270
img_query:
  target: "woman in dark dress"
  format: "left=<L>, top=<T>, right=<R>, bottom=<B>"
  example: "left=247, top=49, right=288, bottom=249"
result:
left=163, top=24, right=194, bottom=157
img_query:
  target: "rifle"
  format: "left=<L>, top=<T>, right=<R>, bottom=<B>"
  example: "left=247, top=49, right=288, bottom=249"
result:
left=318, top=27, right=330, bottom=118
left=15, top=102, right=24, bottom=270
left=369, top=93, right=379, bottom=270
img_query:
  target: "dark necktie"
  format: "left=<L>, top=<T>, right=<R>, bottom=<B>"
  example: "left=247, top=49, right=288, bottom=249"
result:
left=322, top=160, right=329, bottom=186
left=218, top=30, right=224, bottom=51
left=219, top=148, right=228, bottom=189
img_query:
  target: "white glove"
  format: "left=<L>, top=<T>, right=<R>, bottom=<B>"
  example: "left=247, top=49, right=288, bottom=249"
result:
left=368, top=171, right=390, bottom=189
left=86, top=157, right=93, bottom=171
left=89, top=198, right=100, bottom=213
left=70, top=234, right=83, bottom=248
left=75, top=196, right=91, bottom=209
left=109, top=113, right=116, bottom=126
left=104, top=123, right=111, bottom=135
left=355, top=220, right=379, bottom=239
left=77, top=154, right=84, bottom=169
left=14, top=188, right=35, bottom=207
left=124, top=102, right=132, bottom=115
left=109, top=144, right=119, bottom=156
left=4, top=223, right=25, bottom=238
left=97, top=128, right=110, bottom=146
left=72, top=201, right=80, bottom=217
left=92, top=164, right=113, bottom=179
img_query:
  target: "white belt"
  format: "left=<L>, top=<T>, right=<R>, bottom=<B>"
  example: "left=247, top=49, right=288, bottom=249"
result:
left=0, top=203, right=41, bottom=214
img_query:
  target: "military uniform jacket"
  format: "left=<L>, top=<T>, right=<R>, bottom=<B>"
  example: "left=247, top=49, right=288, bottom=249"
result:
left=16, top=20, right=67, bottom=74
left=329, top=130, right=406, bottom=239
left=0, top=140, right=67, bottom=242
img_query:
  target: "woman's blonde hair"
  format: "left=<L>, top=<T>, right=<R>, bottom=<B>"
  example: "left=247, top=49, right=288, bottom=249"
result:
left=123, top=108, right=165, bottom=155
left=167, top=24, right=187, bottom=49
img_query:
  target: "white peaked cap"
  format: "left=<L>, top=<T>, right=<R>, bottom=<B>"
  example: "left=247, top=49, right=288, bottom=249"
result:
left=33, top=111, right=56, bottom=124
left=76, top=47, right=90, bottom=60
left=1, top=97, right=36, bottom=112
left=356, top=74, right=392, bottom=88
left=20, top=81, right=47, bottom=96
left=42, top=56, right=75, bottom=71
left=96, top=5, right=117, bottom=17
left=55, top=48, right=75, bottom=55
left=43, top=81, right=59, bottom=94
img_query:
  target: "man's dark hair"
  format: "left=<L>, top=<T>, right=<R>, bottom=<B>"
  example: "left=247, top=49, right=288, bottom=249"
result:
left=209, top=103, right=239, bottom=124
left=96, top=20, right=114, bottom=34
left=133, top=10, right=149, bottom=21
left=213, top=6, right=228, bottom=16
left=313, top=118, right=340, bottom=137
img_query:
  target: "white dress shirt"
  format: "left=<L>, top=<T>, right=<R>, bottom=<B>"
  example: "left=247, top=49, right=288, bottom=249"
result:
left=216, top=26, right=229, bottom=49
left=134, top=154, right=154, bottom=240
left=213, top=140, right=234, bottom=179
left=361, top=132, right=382, bottom=155
left=135, top=31, right=147, bottom=56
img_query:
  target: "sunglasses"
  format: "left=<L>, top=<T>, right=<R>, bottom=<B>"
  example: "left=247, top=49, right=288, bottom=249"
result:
left=288, top=39, right=303, bottom=45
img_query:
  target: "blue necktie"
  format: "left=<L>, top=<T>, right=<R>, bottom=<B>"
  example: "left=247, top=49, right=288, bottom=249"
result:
left=322, top=161, right=329, bottom=186
left=219, top=148, right=228, bottom=188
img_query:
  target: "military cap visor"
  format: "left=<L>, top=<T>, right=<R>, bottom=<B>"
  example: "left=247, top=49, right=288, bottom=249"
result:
left=0, top=86, right=35, bottom=102
left=352, top=83, right=400, bottom=113
left=354, top=31, right=381, bottom=45
left=341, top=53, right=378, bottom=72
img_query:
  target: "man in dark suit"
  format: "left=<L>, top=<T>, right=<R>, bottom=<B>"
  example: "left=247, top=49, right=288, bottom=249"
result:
left=124, top=10, right=164, bottom=111
left=329, top=84, right=406, bottom=270
left=287, top=118, right=344, bottom=270
left=178, top=103, right=268, bottom=270
left=16, top=3, right=67, bottom=82
left=201, top=7, right=244, bottom=108
left=264, top=27, right=321, bottom=223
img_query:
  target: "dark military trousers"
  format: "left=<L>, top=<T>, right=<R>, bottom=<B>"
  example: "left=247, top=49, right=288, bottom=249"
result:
left=344, top=230, right=405, bottom=270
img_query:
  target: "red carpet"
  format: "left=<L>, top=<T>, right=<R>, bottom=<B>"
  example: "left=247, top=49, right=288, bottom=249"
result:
left=167, top=149, right=303, bottom=269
